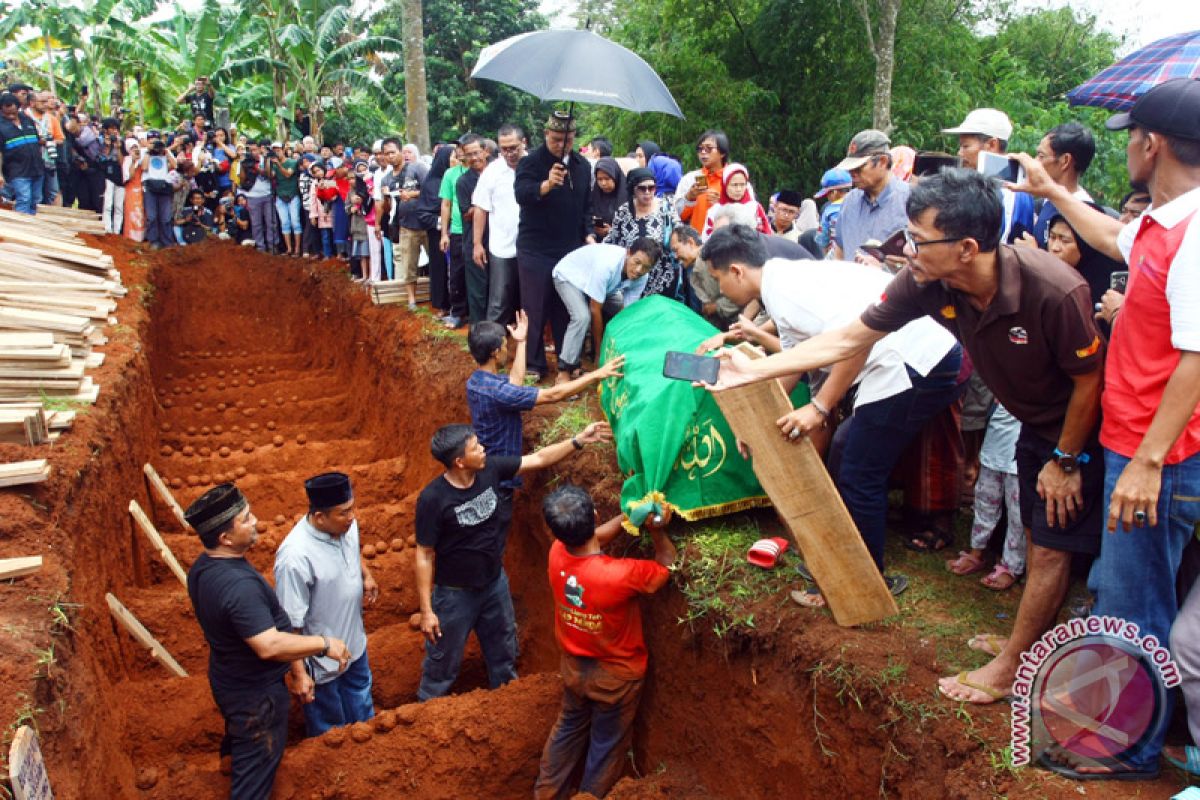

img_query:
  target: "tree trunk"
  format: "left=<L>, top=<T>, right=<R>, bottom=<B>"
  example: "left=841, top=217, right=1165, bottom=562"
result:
left=41, top=27, right=57, bottom=96
left=401, top=0, right=430, bottom=152
left=850, top=0, right=902, bottom=134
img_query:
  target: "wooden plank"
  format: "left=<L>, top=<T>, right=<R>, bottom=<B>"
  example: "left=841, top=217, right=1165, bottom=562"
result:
left=711, top=344, right=898, bottom=627
left=143, top=464, right=191, bottom=532
left=8, top=725, right=54, bottom=800
left=0, top=459, right=51, bottom=487
left=105, top=593, right=188, bottom=677
left=0, top=556, right=43, bottom=580
left=0, top=333, right=55, bottom=349
left=128, top=500, right=188, bottom=587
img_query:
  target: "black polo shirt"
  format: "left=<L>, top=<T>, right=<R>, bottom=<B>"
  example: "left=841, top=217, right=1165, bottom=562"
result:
left=0, top=114, right=45, bottom=179
left=513, top=145, right=592, bottom=258
left=860, top=244, right=1103, bottom=441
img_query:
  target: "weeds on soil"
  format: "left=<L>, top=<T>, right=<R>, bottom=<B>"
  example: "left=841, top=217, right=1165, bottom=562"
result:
left=537, top=398, right=601, bottom=448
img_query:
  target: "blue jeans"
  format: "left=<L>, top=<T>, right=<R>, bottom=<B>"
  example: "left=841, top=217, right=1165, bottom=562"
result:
left=275, top=196, right=302, bottom=235
left=41, top=170, right=59, bottom=205
left=835, top=346, right=963, bottom=572
left=319, top=229, right=333, bottom=258
left=9, top=175, right=44, bottom=215
left=1089, top=448, right=1200, bottom=770
left=302, top=651, right=374, bottom=737
left=417, top=569, right=518, bottom=700
left=535, top=656, right=643, bottom=800
left=212, top=679, right=289, bottom=800
left=381, top=237, right=394, bottom=280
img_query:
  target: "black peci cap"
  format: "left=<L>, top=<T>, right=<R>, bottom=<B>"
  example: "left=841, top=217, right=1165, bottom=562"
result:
left=185, top=483, right=248, bottom=538
left=305, top=472, right=352, bottom=509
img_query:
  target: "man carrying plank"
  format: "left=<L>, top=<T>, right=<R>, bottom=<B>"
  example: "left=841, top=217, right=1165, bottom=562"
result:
left=698, top=224, right=962, bottom=601
left=185, top=483, right=351, bottom=799
left=710, top=170, right=1105, bottom=705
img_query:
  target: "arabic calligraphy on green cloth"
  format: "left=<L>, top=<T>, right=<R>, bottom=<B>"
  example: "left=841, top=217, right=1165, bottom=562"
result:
left=598, top=295, right=808, bottom=531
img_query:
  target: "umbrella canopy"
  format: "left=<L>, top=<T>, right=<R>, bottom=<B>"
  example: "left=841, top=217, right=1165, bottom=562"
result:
left=471, top=29, right=685, bottom=119
left=1068, top=30, right=1200, bottom=111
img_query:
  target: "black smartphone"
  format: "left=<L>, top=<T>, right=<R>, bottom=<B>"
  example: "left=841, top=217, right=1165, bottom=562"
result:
left=662, top=351, right=720, bottom=385
left=913, top=152, right=960, bottom=177
left=1110, top=271, right=1129, bottom=293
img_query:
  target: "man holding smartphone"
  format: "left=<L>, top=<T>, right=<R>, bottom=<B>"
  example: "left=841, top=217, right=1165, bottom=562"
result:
left=942, top=108, right=1034, bottom=244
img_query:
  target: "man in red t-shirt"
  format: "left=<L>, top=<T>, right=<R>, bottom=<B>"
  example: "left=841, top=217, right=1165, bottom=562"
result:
left=534, top=485, right=676, bottom=800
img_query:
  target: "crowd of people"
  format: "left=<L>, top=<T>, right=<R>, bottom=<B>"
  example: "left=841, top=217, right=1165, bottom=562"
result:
left=7, top=66, right=1199, bottom=798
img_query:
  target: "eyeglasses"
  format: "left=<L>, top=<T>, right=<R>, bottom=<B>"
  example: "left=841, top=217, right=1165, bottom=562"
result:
left=903, top=230, right=963, bottom=253
left=499, top=145, right=521, bottom=154
left=696, top=144, right=717, bottom=153
left=634, top=184, right=656, bottom=194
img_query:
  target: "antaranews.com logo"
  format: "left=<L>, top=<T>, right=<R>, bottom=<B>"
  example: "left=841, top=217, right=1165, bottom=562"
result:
left=1011, top=615, right=1179, bottom=769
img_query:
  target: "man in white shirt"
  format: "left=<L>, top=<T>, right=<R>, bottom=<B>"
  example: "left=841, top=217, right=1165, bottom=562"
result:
left=699, top=224, right=962, bottom=600
left=473, top=124, right=526, bottom=325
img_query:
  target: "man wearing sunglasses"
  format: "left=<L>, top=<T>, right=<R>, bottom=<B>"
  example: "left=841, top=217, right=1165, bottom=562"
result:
left=710, top=168, right=1105, bottom=709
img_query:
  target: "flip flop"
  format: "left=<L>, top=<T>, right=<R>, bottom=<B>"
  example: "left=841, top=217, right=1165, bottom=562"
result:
left=1165, top=745, right=1200, bottom=776
left=981, top=563, right=1019, bottom=591
left=967, top=634, right=1008, bottom=657
left=789, top=588, right=827, bottom=609
left=748, top=537, right=790, bottom=569
left=946, top=550, right=987, bottom=576
left=938, top=671, right=1009, bottom=705
left=1036, top=752, right=1159, bottom=782
left=903, top=528, right=954, bottom=553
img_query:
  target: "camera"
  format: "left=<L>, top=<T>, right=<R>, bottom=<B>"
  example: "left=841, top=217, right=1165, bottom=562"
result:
left=149, top=141, right=167, bottom=156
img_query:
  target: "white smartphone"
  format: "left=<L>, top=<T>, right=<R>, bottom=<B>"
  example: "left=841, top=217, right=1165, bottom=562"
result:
left=977, top=151, right=1025, bottom=184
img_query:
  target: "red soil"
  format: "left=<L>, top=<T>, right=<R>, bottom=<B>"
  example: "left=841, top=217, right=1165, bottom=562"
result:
left=0, top=238, right=1182, bottom=799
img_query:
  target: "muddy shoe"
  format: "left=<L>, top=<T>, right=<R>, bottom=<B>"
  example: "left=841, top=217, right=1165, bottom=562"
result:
left=885, top=574, right=909, bottom=596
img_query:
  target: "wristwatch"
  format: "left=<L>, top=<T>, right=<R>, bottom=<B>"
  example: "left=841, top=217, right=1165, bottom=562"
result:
left=318, top=635, right=330, bottom=658
left=1051, top=447, right=1090, bottom=474
left=571, top=436, right=583, bottom=451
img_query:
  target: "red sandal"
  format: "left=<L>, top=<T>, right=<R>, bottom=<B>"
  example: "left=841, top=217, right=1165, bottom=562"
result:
left=946, top=550, right=987, bottom=576
left=981, top=563, right=1019, bottom=591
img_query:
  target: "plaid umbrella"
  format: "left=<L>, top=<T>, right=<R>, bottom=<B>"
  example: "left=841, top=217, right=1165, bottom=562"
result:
left=1067, top=30, right=1200, bottom=111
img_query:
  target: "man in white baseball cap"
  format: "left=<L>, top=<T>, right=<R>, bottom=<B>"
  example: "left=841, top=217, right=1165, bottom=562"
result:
left=942, top=107, right=1034, bottom=245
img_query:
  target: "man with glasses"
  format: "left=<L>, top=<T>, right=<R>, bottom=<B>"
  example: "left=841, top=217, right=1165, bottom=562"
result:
left=1028, top=122, right=1095, bottom=247
left=830, top=129, right=910, bottom=266
left=710, top=169, right=1105, bottom=707
left=513, top=111, right=595, bottom=382
left=473, top=124, right=526, bottom=326
left=677, top=129, right=729, bottom=233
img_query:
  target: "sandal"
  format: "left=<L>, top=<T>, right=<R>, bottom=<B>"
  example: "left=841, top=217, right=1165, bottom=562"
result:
left=903, top=528, right=954, bottom=553
left=981, top=563, right=1019, bottom=591
left=967, top=634, right=1008, bottom=657
left=946, top=550, right=987, bottom=576
left=1165, top=744, right=1200, bottom=776
left=790, top=588, right=827, bottom=609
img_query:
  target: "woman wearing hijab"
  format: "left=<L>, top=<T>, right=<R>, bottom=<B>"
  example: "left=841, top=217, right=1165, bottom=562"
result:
left=416, top=146, right=454, bottom=316
left=649, top=154, right=681, bottom=199
left=1045, top=209, right=1123, bottom=309
left=589, top=157, right=626, bottom=241
left=701, top=163, right=771, bottom=239
left=604, top=166, right=680, bottom=300
left=635, top=140, right=660, bottom=168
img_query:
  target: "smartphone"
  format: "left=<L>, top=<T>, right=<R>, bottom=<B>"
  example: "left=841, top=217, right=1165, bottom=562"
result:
left=977, top=151, right=1025, bottom=184
left=1110, top=271, right=1129, bottom=293
left=913, top=152, right=960, bottom=177
left=663, top=351, right=720, bottom=385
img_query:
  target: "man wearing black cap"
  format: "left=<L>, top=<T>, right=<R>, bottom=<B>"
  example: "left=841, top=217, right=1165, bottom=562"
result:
left=1012, top=77, right=1200, bottom=781
left=0, top=92, right=45, bottom=215
left=186, top=483, right=351, bottom=798
left=513, top=111, right=595, bottom=382
left=414, top=419, right=611, bottom=700
left=274, top=473, right=378, bottom=737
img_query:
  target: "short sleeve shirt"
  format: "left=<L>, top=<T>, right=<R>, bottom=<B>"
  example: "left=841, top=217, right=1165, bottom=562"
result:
left=273, top=158, right=300, bottom=200
left=187, top=553, right=291, bottom=693
left=473, top=158, right=520, bottom=258
left=415, top=456, right=522, bottom=588
left=439, top=164, right=468, bottom=234
left=548, top=541, right=669, bottom=678
left=552, top=244, right=628, bottom=303
left=859, top=244, right=1103, bottom=441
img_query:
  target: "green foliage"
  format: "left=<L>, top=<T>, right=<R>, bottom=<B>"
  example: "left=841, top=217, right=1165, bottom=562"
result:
left=373, top=0, right=550, bottom=142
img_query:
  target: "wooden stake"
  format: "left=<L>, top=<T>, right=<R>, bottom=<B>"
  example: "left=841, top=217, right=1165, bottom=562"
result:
left=128, top=499, right=188, bottom=587
left=143, top=463, right=190, bottom=532
left=8, top=724, right=54, bottom=800
left=0, top=556, right=42, bottom=581
left=711, top=344, right=898, bottom=627
left=105, top=593, right=188, bottom=677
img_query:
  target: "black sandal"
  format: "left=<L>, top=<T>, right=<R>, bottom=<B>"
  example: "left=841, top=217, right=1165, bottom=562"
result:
left=903, top=528, right=954, bottom=553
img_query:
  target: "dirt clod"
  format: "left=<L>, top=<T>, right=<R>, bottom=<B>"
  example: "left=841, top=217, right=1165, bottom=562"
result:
left=135, top=767, right=158, bottom=790
left=349, top=722, right=373, bottom=743
left=406, top=534, right=416, bottom=547
left=391, top=538, right=405, bottom=551
left=242, top=441, right=255, bottom=453
left=323, top=727, right=346, bottom=749
left=273, top=435, right=285, bottom=447
left=373, top=709, right=397, bottom=733
left=296, top=434, right=307, bottom=445
left=159, top=446, right=173, bottom=457
left=375, top=540, right=388, bottom=554
left=395, top=705, right=418, bottom=725
left=362, top=545, right=377, bottom=559
left=219, top=447, right=231, bottom=458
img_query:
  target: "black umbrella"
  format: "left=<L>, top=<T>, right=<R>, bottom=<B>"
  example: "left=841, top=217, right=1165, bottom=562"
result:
left=471, top=29, right=685, bottom=119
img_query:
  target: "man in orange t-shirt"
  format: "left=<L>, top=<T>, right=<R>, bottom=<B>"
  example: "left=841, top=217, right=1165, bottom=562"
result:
left=675, top=129, right=729, bottom=233
left=534, top=485, right=676, bottom=800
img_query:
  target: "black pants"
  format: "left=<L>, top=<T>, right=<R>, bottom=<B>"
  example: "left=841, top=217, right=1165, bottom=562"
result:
left=427, top=230, right=449, bottom=311
left=70, top=166, right=104, bottom=212
left=213, top=679, right=290, bottom=800
left=518, top=249, right=570, bottom=374
left=463, top=225, right=489, bottom=324
left=446, top=233, right=468, bottom=319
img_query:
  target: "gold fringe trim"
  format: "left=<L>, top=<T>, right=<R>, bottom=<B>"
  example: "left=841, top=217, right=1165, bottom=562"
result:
left=620, top=491, right=772, bottom=535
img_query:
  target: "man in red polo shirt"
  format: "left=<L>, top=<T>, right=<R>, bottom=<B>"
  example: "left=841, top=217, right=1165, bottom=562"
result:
left=1013, top=77, right=1200, bottom=781
left=534, top=485, right=676, bottom=800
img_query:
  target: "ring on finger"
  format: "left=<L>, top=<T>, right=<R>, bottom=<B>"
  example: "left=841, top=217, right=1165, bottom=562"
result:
left=788, top=428, right=801, bottom=439
left=1134, top=510, right=1148, bottom=523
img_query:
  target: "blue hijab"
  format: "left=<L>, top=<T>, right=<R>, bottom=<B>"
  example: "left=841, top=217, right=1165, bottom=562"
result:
left=649, top=154, right=681, bottom=197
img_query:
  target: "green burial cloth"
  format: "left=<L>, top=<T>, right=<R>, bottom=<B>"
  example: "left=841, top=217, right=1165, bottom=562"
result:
left=599, top=295, right=805, bottom=531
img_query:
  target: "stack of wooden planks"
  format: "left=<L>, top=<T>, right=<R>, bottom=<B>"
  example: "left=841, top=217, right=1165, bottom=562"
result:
left=369, top=276, right=431, bottom=306
left=0, top=210, right=117, bottom=451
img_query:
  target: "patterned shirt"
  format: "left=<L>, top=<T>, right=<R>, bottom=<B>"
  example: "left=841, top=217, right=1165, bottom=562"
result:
left=604, top=199, right=679, bottom=299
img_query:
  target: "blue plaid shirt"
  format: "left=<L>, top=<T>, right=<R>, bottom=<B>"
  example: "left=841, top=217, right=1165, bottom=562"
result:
left=466, top=370, right=539, bottom=488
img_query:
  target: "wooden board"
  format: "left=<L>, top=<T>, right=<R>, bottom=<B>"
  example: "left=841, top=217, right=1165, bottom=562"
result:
left=0, top=459, right=51, bottom=488
left=8, top=725, right=54, bottom=800
left=711, top=344, right=898, bottom=627
left=143, top=464, right=190, bottom=532
left=128, top=500, right=188, bottom=587
left=0, top=556, right=42, bottom=580
left=105, top=593, right=188, bottom=677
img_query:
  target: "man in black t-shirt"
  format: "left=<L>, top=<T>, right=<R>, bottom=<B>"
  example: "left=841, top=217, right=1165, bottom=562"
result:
left=177, top=76, right=216, bottom=123
left=414, top=420, right=611, bottom=700
left=185, top=483, right=351, bottom=799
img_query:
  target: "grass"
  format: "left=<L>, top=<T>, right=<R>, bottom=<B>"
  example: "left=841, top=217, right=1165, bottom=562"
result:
left=37, top=390, right=90, bottom=414
left=537, top=398, right=598, bottom=448
left=412, top=305, right=470, bottom=352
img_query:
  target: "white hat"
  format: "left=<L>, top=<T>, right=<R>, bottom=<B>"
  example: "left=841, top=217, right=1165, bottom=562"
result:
left=941, top=108, right=1013, bottom=141
left=270, top=141, right=283, bottom=149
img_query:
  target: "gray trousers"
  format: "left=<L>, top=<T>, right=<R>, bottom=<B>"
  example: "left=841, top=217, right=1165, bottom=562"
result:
left=247, top=193, right=277, bottom=252
left=486, top=254, right=519, bottom=325
left=1172, top=574, right=1200, bottom=745
left=554, top=278, right=622, bottom=372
